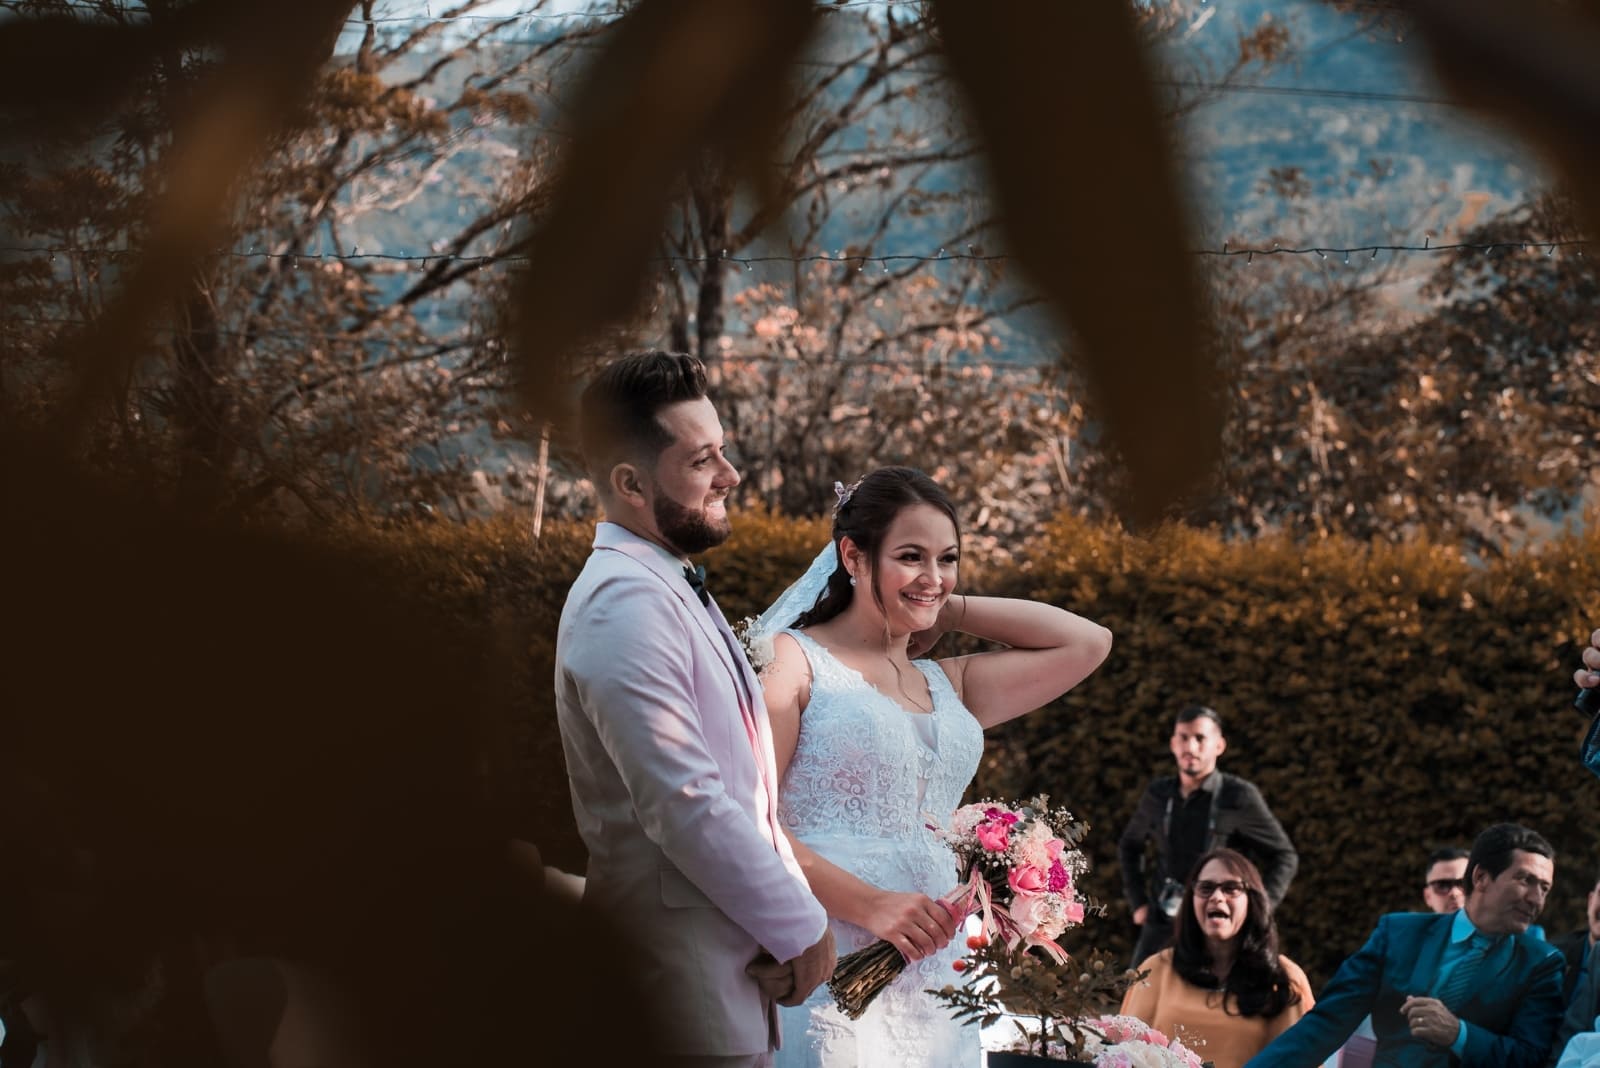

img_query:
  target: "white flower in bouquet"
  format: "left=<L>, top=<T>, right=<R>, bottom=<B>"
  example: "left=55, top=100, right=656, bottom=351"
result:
left=949, top=803, right=986, bottom=839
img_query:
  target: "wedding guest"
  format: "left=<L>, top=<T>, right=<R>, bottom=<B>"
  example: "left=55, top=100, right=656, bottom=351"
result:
left=1546, top=630, right=1600, bottom=1066
left=755, top=466, right=1114, bottom=1068
left=1548, top=941, right=1600, bottom=1067
left=1119, top=704, right=1299, bottom=966
left=1120, top=848, right=1315, bottom=1068
left=1334, top=845, right=1475, bottom=1066
left=1422, top=847, right=1470, bottom=914
left=555, top=351, right=834, bottom=1065
left=1246, top=822, right=1566, bottom=1068
left=1576, top=627, right=1600, bottom=780
left=1576, top=627, right=1600, bottom=693
left=1553, top=863, right=1599, bottom=1008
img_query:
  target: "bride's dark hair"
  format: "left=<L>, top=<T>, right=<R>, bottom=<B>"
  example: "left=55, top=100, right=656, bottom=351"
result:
left=793, top=466, right=960, bottom=629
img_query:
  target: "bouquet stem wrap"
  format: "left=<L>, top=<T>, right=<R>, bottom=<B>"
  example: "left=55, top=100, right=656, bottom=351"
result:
left=826, top=876, right=981, bottom=1020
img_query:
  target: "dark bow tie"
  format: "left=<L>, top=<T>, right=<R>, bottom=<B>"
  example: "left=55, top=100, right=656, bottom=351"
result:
left=683, top=563, right=710, bottom=606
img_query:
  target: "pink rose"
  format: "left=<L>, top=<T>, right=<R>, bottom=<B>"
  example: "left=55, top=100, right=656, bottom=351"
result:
left=1009, top=892, right=1050, bottom=939
left=1064, top=900, right=1085, bottom=925
left=1008, top=864, right=1048, bottom=896
left=976, top=822, right=1011, bottom=852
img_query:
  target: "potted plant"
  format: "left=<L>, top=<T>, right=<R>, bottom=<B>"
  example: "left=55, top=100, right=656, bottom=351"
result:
left=933, top=941, right=1210, bottom=1066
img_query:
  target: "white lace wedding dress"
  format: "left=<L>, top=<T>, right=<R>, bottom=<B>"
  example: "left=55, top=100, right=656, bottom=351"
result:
left=773, top=629, right=985, bottom=1068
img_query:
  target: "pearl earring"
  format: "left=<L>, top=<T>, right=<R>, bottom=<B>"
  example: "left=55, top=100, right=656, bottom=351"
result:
left=849, top=575, right=857, bottom=587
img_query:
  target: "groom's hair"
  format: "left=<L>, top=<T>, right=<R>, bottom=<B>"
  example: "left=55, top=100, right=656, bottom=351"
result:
left=579, top=351, right=708, bottom=484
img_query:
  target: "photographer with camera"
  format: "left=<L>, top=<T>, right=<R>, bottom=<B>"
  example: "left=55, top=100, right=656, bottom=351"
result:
left=1119, top=704, right=1299, bottom=967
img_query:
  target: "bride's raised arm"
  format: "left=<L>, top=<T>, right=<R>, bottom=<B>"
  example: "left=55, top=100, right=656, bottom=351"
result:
left=923, top=594, right=1112, bottom=730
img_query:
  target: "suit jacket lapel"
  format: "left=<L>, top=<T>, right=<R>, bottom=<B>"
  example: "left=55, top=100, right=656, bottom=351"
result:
left=1407, top=914, right=1453, bottom=997
left=595, top=526, right=753, bottom=717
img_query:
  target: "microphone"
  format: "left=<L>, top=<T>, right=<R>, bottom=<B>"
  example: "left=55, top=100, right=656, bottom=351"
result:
left=1579, top=687, right=1600, bottom=716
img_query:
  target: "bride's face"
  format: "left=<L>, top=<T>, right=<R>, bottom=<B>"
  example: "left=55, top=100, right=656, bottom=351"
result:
left=860, top=502, right=959, bottom=636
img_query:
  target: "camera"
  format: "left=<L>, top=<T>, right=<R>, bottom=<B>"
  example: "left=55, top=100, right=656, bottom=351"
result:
left=1156, top=877, right=1185, bottom=919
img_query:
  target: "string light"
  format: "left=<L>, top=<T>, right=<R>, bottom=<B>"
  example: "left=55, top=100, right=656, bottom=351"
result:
left=29, top=0, right=931, bottom=27
left=2, top=312, right=1014, bottom=370
left=2, top=239, right=1591, bottom=270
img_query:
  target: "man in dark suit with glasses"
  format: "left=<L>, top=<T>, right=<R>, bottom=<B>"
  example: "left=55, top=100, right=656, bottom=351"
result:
left=1423, top=848, right=1471, bottom=915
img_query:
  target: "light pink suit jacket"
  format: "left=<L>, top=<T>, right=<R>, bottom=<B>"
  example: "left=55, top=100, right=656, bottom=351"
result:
left=555, top=522, right=828, bottom=1057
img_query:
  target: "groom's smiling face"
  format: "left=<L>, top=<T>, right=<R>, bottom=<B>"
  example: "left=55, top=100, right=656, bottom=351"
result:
left=643, top=397, right=740, bottom=555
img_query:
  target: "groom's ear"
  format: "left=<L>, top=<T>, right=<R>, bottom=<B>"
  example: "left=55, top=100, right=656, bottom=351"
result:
left=609, top=463, right=646, bottom=505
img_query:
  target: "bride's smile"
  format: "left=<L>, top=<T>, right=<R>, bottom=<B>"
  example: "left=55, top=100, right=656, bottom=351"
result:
left=851, top=502, right=959, bottom=638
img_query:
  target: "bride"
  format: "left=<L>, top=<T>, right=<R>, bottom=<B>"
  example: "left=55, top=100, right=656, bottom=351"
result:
left=754, top=466, right=1113, bottom=1068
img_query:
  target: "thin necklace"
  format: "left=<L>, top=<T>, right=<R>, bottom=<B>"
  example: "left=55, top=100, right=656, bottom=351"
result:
left=887, top=654, right=932, bottom=714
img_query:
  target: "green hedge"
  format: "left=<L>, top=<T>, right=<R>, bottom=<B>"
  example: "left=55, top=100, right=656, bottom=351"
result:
left=977, top=515, right=1600, bottom=986
left=367, top=510, right=1600, bottom=987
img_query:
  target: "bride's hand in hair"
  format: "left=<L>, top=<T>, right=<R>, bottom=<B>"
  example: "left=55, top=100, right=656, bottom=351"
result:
left=908, top=594, right=966, bottom=659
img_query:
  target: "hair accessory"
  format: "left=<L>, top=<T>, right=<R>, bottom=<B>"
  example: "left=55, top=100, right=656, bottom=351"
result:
left=833, top=477, right=861, bottom=515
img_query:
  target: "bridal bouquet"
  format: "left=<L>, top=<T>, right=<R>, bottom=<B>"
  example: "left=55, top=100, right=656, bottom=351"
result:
left=935, top=797, right=1091, bottom=962
left=828, top=795, right=1092, bottom=1020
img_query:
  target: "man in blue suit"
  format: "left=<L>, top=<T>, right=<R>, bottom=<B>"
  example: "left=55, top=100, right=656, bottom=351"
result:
left=1247, top=823, right=1566, bottom=1068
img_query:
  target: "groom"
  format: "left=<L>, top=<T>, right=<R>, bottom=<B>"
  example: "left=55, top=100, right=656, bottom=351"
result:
left=555, top=351, right=834, bottom=1065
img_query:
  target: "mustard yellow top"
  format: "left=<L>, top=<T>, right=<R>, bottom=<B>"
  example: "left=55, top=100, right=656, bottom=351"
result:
left=1118, top=948, right=1318, bottom=1068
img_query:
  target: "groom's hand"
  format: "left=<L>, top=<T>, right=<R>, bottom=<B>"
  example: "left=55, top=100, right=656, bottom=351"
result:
left=746, top=952, right=796, bottom=1003
left=784, top=927, right=837, bottom=1007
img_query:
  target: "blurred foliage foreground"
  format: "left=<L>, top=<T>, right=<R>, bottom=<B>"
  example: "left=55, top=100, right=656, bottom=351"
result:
left=8, top=456, right=1595, bottom=1063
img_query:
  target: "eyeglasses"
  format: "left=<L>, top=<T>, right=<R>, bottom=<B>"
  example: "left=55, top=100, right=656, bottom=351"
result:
left=1193, top=880, right=1248, bottom=898
left=1426, top=878, right=1466, bottom=895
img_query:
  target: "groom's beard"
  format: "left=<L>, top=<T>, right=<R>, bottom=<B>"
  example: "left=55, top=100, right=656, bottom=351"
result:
left=653, top=489, right=730, bottom=555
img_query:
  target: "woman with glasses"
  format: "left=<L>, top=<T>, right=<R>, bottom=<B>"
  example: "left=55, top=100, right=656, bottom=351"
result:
left=1120, top=848, right=1319, bottom=1068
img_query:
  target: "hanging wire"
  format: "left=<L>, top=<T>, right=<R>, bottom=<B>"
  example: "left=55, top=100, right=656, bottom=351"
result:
left=1, top=238, right=1590, bottom=269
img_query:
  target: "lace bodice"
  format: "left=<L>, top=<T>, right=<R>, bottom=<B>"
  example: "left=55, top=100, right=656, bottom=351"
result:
left=778, top=629, right=982, bottom=867
left=773, top=628, right=985, bottom=1068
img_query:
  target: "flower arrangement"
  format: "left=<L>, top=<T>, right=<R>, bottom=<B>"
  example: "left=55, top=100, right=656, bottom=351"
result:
left=1077, top=1015, right=1207, bottom=1068
left=828, top=795, right=1092, bottom=1020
